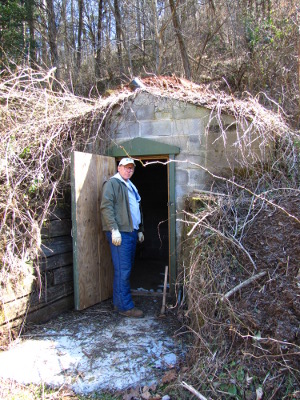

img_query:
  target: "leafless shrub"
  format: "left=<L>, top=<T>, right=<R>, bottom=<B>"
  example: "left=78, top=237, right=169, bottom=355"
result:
left=177, top=133, right=299, bottom=398
left=163, top=78, right=300, bottom=398
left=0, top=66, right=109, bottom=291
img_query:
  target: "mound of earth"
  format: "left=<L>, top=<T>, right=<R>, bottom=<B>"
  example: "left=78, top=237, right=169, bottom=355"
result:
left=241, top=195, right=299, bottom=347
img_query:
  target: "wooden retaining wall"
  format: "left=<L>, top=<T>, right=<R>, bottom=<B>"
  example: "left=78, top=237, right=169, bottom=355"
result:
left=0, top=203, right=74, bottom=345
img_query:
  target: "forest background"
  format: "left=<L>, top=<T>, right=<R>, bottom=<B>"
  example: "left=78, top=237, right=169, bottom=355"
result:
left=0, top=0, right=299, bottom=125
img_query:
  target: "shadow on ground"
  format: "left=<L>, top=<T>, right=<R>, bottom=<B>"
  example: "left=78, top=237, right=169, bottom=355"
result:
left=0, top=296, right=187, bottom=396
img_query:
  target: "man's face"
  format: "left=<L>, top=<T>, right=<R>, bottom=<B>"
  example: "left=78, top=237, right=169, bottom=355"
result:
left=118, top=163, right=135, bottom=181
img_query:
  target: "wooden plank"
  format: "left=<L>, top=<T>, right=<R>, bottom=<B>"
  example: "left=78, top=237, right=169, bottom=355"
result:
left=0, top=296, right=74, bottom=343
left=1, top=282, right=73, bottom=324
left=25, top=295, right=74, bottom=325
left=0, top=296, right=29, bottom=325
left=41, top=237, right=73, bottom=257
left=0, top=316, right=24, bottom=345
left=71, top=152, right=115, bottom=310
left=53, top=266, right=73, bottom=285
left=48, top=205, right=71, bottom=220
left=39, top=252, right=73, bottom=272
left=41, top=219, right=72, bottom=238
left=1, top=274, right=36, bottom=303
left=97, top=156, right=115, bottom=302
left=30, top=283, right=74, bottom=307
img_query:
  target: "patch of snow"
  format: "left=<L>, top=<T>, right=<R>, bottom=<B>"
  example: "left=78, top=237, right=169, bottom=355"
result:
left=0, top=316, right=184, bottom=395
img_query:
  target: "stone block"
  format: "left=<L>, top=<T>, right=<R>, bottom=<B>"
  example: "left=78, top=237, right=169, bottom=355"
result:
left=176, top=195, right=188, bottom=210
left=172, top=103, right=209, bottom=120
left=115, top=120, right=140, bottom=139
left=131, top=93, right=173, bottom=119
left=133, top=104, right=156, bottom=120
left=189, top=169, right=206, bottom=187
left=206, top=129, right=238, bottom=148
left=202, top=111, right=235, bottom=128
left=173, top=119, right=204, bottom=136
left=140, top=120, right=173, bottom=137
left=117, top=102, right=137, bottom=122
left=205, top=148, right=233, bottom=172
left=176, top=153, right=206, bottom=168
left=131, top=92, right=155, bottom=106
left=175, top=186, right=195, bottom=212
left=175, top=168, right=189, bottom=186
left=150, top=135, right=188, bottom=151
left=154, top=99, right=173, bottom=119
left=187, top=134, right=205, bottom=152
left=154, top=108, right=172, bottom=120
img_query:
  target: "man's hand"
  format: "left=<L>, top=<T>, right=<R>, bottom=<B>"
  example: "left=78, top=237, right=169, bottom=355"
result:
left=112, top=229, right=122, bottom=246
left=138, top=232, right=144, bottom=243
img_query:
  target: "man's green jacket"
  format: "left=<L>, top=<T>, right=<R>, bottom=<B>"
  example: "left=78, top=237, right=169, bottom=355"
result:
left=100, top=177, right=144, bottom=233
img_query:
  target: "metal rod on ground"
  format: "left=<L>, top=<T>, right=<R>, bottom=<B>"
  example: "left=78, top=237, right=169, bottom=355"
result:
left=160, top=265, right=168, bottom=315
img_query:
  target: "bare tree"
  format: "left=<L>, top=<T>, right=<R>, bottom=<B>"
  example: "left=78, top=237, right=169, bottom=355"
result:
left=45, top=0, right=60, bottom=80
left=114, top=0, right=123, bottom=75
left=95, top=0, right=104, bottom=78
left=77, top=0, right=84, bottom=71
left=1, top=0, right=296, bottom=121
left=25, top=0, right=36, bottom=66
left=136, top=0, right=142, bottom=50
left=61, top=0, right=71, bottom=73
left=168, top=0, right=191, bottom=79
left=151, top=0, right=161, bottom=73
left=70, top=0, right=77, bottom=57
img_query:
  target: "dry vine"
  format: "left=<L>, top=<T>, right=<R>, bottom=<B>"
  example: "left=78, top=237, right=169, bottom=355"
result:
left=174, top=115, right=299, bottom=398
left=0, top=66, right=112, bottom=293
left=0, top=67, right=299, bottom=398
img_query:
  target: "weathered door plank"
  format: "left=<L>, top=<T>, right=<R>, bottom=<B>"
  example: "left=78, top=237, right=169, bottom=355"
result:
left=71, top=152, right=115, bottom=310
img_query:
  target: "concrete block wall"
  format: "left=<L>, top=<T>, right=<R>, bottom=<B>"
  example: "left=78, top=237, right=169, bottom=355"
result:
left=112, top=92, right=243, bottom=211
left=110, top=91, right=266, bottom=265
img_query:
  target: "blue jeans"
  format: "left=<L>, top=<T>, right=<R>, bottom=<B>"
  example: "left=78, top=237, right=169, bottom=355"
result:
left=106, top=230, right=138, bottom=311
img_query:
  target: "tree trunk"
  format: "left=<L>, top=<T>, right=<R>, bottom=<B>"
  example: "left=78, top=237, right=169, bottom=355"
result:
left=61, top=0, right=70, bottom=73
left=70, top=0, right=76, bottom=63
left=77, top=0, right=84, bottom=72
left=169, top=0, right=191, bottom=80
left=114, top=0, right=123, bottom=76
left=151, top=0, right=160, bottom=73
left=95, top=0, right=103, bottom=78
left=25, top=0, right=36, bottom=66
left=38, top=0, right=49, bottom=66
left=46, top=0, right=60, bottom=80
left=136, top=0, right=142, bottom=49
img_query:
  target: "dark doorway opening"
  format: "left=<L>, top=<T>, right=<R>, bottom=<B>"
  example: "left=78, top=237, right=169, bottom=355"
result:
left=130, top=159, right=169, bottom=292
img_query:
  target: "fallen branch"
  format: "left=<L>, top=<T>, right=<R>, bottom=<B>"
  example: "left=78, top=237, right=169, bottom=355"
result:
left=160, top=265, right=169, bottom=315
left=192, top=189, right=229, bottom=197
left=181, top=381, right=208, bottom=400
left=222, top=271, right=267, bottom=301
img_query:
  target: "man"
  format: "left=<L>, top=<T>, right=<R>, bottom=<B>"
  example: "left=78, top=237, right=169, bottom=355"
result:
left=100, top=157, right=144, bottom=318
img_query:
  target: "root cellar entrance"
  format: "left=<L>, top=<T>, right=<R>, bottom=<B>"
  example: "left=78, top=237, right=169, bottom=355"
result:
left=130, top=159, right=169, bottom=293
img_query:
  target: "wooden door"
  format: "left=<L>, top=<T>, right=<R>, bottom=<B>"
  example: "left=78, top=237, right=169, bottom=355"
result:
left=71, top=151, right=115, bottom=310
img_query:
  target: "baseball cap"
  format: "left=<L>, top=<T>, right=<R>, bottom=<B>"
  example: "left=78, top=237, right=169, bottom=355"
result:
left=119, top=157, right=135, bottom=166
